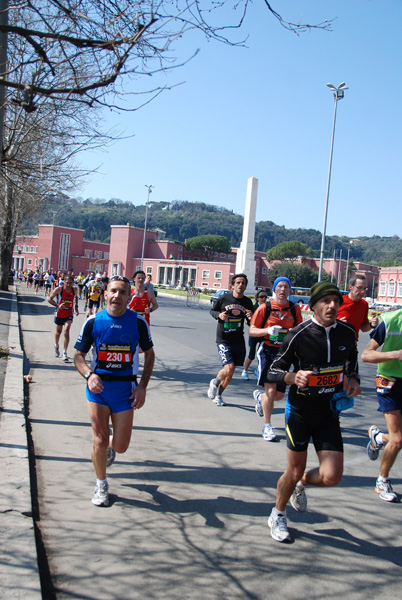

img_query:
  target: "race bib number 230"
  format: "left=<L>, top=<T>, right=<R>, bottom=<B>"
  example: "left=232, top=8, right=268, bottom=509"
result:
left=98, top=343, right=133, bottom=370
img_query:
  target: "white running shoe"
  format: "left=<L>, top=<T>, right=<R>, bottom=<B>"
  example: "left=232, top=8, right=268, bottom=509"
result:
left=213, top=395, right=226, bottom=407
left=241, top=370, right=250, bottom=381
left=62, top=351, right=68, bottom=362
left=290, top=486, right=307, bottom=512
left=54, top=345, right=59, bottom=358
left=253, top=389, right=263, bottom=417
left=268, top=509, right=291, bottom=543
left=262, top=423, right=277, bottom=442
left=375, top=478, right=398, bottom=502
left=207, top=378, right=219, bottom=400
left=92, top=481, right=109, bottom=506
left=106, top=448, right=116, bottom=467
left=367, top=425, right=383, bottom=461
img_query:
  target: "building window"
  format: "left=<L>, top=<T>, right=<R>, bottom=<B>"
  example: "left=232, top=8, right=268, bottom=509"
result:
left=262, top=267, right=267, bottom=275
left=214, top=283, right=221, bottom=288
left=185, top=256, right=191, bottom=260
left=58, top=233, right=70, bottom=271
left=97, top=264, right=103, bottom=272
left=84, top=249, right=93, bottom=258
left=220, top=253, right=226, bottom=258
left=35, top=246, right=38, bottom=253
left=397, top=281, right=402, bottom=298
left=89, top=262, right=94, bottom=270
left=30, top=246, right=34, bottom=252
left=178, top=245, right=183, bottom=251
left=201, top=282, right=208, bottom=287
left=214, top=271, right=222, bottom=280
left=94, top=250, right=102, bottom=259
left=28, top=259, right=32, bottom=265
left=228, top=254, right=234, bottom=260
left=379, top=281, right=386, bottom=296
left=202, top=270, right=210, bottom=278
left=104, top=252, right=109, bottom=260
left=146, top=267, right=153, bottom=274
left=178, top=254, right=182, bottom=260
left=256, top=267, right=259, bottom=274
left=213, top=252, right=218, bottom=257
left=388, top=280, right=396, bottom=297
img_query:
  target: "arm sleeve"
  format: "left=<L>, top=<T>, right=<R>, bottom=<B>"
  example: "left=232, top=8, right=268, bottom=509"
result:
left=267, top=331, right=297, bottom=384
left=137, top=316, right=154, bottom=352
left=74, top=318, right=95, bottom=353
left=210, top=298, right=223, bottom=320
left=370, top=320, right=386, bottom=346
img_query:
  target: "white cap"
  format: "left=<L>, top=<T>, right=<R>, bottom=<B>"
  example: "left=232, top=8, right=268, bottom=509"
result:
left=95, top=273, right=102, bottom=279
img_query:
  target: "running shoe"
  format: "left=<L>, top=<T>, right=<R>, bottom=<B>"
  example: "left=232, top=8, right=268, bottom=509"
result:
left=375, top=478, right=398, bottom=502
left=213, top=395, right=226, bottom=407
left=207, top=378, right=219, bottom=400
left=241, top=370, right=250, bottom=381
left=92, top=481, right=109, bottom=506
left=268, top=509, right=291, bottom=543
left=253, top=389, right=263, bottom=417
left=54, top=344, right=59, bottom=358
left=290, top=486, right=307, bottom=512
left=62, top=351, right=68, bottom=362
left=367, top=425, right=383, bottom=461
left=262, top=423, right=277, bottom=442
left=106, top=448, right=116, bottom=467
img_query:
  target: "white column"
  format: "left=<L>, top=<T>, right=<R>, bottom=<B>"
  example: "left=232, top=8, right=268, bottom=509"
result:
left=235, top=176, right=257, bottom=292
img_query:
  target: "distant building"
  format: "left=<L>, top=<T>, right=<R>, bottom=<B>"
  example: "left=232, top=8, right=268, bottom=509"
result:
left=12, top=225, right=109, bottom=274
left=12, top=223, right=380, bottom=296
left=377, top=266, right=402, bottom=305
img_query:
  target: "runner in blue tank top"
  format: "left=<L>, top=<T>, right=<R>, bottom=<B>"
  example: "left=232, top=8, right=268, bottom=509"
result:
left=74, top=275, right=155, bottom=507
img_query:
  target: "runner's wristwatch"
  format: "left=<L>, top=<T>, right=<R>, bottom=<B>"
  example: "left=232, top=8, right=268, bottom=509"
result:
left=84, top=371, right=93, bottom=380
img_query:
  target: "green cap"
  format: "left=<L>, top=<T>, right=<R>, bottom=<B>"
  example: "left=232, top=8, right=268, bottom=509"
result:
left=309, top=282, right=344, bottom=309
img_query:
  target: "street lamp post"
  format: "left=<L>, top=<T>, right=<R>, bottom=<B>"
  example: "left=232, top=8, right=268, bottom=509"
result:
left=141, top=185, right=154, bottom=269
left=318, top=82, right=348, bottom=282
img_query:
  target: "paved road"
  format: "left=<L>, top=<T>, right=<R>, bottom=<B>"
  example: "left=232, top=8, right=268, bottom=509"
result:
left=16, top=287, right=402, bottom=599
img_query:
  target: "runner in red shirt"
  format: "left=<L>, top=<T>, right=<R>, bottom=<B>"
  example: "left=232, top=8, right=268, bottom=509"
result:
left=128, top=270, right=158, bottom=325
left=48, top=274, right=79, bottom=362
left=337, top=274, right=378, bottom=340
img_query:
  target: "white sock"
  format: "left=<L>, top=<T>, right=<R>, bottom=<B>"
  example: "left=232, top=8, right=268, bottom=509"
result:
left=377, top=476, right=389, bottom=483
left=97, top=478, right=107, bottom=485
left=375, top=432, right=384, bottom=445
left=272, top=506, right=286, bottom=516
left=296, top=481, right=305, bottom=491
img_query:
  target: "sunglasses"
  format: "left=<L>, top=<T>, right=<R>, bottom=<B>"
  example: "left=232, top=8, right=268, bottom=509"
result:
left=258, top=295, right=267, bottom=299
left=110, top=275, right=131, bottom=285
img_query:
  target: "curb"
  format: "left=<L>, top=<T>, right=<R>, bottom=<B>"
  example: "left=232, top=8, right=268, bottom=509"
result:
left=0, top=288, right=41, bottom=598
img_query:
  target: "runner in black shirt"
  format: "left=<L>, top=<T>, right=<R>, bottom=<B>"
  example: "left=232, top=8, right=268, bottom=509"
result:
left=207, top=273, right=253, bottom=406
left=266, top=282, right=361, bottom=543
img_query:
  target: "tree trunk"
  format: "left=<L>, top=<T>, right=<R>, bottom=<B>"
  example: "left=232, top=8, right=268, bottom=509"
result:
left=0, top=180, right=17, bottom=290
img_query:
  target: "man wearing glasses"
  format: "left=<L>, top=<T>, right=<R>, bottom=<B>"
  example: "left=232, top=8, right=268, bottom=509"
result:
left=337, top=274, right=378, bottom=340
left=74, top=275, right=155, bottom=507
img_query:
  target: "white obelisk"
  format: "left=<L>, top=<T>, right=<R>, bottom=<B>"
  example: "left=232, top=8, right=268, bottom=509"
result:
left=235, top=176, right=257, bottom=292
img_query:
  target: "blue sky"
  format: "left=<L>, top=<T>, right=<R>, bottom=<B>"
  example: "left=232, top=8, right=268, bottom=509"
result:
left=76, top=0, right=401, bottom=239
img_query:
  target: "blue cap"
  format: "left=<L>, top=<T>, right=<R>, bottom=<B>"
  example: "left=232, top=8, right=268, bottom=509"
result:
left=273, top=277, right=291, bottom=292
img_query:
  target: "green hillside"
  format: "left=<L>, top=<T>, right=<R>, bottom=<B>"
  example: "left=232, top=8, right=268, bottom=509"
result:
left=19, top=196, right=402, bottom=265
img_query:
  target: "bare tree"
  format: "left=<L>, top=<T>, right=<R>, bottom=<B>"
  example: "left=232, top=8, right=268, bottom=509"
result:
left=0, top=1, right=333, bottom=288
left=0, top=1, right=332, bottom=112
left=0, top=89, right=112, bottom=288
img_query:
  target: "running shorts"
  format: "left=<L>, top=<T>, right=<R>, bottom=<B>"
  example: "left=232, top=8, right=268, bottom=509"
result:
left=86, top=378, right=137, bottom=413
left=54, top=316, right=73, bottom=326
left=376, top=377, right=402, bottom=413
left=285, top=401, right=343, bottom=453
left=216, top=342, right=246, bottom=367
left=256, top=344, right=286, bottom=392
